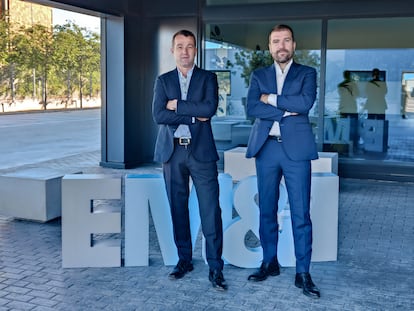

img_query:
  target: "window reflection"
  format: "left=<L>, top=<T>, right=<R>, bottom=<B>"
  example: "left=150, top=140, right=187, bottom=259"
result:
left=325, top=17, right=414, bottom=163
left=205, top=21, right=321, bottom=147
left=204, top=21, right=320, bottom=126
left=401, top=72, right=414, bottom=119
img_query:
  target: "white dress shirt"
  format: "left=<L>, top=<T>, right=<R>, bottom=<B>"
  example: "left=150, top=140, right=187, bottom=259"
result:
left=268, top=59, right=293, bottom=137
left=174, top=66, right=194, bottom=138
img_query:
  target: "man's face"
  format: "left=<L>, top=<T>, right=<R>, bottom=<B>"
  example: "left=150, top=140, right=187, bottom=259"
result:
left=171, top=34, right=197, bottom=70
left=268, top=29, right=296, bottom=64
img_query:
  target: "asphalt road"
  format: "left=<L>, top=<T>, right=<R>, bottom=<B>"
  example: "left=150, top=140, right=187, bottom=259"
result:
left=1, top=108, right=413, bottom=171
left=0, top=109, right=100, bottom=170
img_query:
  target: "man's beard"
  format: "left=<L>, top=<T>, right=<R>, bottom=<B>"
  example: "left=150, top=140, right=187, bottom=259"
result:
left=273, top=50, right=293, bottom=64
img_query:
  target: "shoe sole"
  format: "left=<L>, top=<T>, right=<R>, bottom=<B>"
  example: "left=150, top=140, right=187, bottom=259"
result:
left=169, top=265, right=194, bottom=280
left=209, top=277, right=228, bottom=291
left=270, top=270, right=280, bottom=276
left=212, top=284, right=228, bottom=291
left=295, top=281, right=320, bottom=299
left=248, top=270, right=280, bottom=282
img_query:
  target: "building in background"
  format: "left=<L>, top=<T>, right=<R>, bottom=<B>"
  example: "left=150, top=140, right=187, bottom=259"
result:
left=3, top=0, right=414, bottom=182
left=0, top=0, right=52, bottom=28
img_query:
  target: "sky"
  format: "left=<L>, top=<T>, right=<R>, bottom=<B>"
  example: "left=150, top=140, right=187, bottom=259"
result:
left=52, top=8, right=100, bottom=32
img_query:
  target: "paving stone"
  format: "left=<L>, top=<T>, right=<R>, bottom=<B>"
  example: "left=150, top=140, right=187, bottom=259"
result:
left=1, top=151, right=414, bottom=310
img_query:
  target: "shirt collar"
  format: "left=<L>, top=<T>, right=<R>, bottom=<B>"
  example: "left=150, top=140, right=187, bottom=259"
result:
left=178, top=64, right=195, bottom=80
left=274, top=59, right=293, bottom=75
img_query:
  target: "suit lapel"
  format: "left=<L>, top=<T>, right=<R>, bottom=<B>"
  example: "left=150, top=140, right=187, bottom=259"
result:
left=282, top=62, right=299, bottom=94
left=187, top=66, right=199, bottom=100
left=168, top=69, right=181, bottom=99
left=266, top=65, right=277, bottom=94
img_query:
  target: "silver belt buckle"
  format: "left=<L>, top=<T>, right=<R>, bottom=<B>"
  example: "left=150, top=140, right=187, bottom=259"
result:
left=276, top=136, right=282, bottom=142
left=179, top=137, right=191, bottom=146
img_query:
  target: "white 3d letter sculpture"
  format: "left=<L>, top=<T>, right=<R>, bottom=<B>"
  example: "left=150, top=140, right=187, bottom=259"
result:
left=124, top=174, right=201, bottom=266
left=61, top=174, right=121, bottom=268
left=62, top=172, right=337, bottom=268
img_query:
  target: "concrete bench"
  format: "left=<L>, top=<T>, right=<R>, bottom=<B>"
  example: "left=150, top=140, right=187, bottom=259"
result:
left=0, top=167, right=80, bottom=222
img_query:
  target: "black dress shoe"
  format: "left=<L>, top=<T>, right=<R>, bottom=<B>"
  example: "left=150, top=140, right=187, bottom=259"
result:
left=209, top=269, right=228, bottom=291
left=169, top=260, right=193, bottom=279
left=295, top=272, right=321, bottom=298
left=248, top=259, right=280, bottom=282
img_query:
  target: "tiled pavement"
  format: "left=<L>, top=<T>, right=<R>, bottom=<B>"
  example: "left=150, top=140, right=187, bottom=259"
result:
left=0, top=151, right=413, bottom=311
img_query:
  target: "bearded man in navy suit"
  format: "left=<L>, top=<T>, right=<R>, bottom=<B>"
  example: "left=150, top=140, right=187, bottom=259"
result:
left=152, top=29, right=227, bottom=291
left=246, top=24, right=320, bottom=298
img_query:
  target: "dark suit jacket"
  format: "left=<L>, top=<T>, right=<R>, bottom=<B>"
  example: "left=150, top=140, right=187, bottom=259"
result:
left=152, top=66, right=219, bottom=163
left=246, top=62, right=318, bottom=161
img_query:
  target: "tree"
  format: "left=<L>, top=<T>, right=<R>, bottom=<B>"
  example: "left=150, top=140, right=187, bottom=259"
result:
left=0, top=11, right=19, bottom=106
left=75, top=26, right=100, bottom=108
left=53, top=23, right=80, bottom=106
left=53, top=22, right=100, bottom=108
left=0, top=13, right=10, bottom=111
left=0, top=13, right=101, bottom=112
left=228, top=48, right=320, bottom=87
left=229, top=49, right=273, bottom=87
left=15, top=24, right=54, bottom=109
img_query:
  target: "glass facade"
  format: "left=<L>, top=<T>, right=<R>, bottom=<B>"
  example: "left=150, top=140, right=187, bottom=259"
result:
left=204, top=16, right=414, bottom=173
left=324, top=18, right=414, bottom=163
left=205, top=21, right=321, bottom=151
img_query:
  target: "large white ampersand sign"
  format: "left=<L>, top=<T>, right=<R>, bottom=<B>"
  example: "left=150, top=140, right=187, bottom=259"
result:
left=222, top=176, right=289, bottom=268
left=222, top=176, right=261, bottom=268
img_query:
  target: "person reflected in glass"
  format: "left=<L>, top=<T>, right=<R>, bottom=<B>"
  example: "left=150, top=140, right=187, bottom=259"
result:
left=152, top=29, right=227, bottom=291
left=245, top=24, right=320, bottom=299
left=338, top=70, right=360, bottom=150
left=401, top=83, right=411, bottom=119
left=365, top=68, right=387, bottom=120
left=338, top=70, right=359, bottom=118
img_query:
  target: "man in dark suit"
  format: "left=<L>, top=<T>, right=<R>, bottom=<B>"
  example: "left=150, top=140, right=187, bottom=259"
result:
left=245, top=24, right=320, bottom=298
left=152, top=29, right=227, bottom=291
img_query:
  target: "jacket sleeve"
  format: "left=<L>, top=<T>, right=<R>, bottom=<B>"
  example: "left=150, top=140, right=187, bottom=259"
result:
left=176, top=71, right=219, bottom=118
left=152, top=75, right=193, bottom=125
left=276, top=66, right=317, bottom=115
left=246, top=69, right=285, bottom=122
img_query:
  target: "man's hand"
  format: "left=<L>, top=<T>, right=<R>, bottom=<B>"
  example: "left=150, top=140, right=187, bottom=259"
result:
left=166, top=99, right=177, bottom=111
left=260, top=94, right=269, bottom=104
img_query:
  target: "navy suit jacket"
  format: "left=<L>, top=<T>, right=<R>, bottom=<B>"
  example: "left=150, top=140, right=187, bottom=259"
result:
left=246, top=62, right=318, bottom=161
left=152, top=66, right=219, bottom=163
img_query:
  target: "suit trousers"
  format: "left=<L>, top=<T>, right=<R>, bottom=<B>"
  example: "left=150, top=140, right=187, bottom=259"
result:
left=255, top=138, right=313, bottom=273
left=163, top=142, right=224, bottom=271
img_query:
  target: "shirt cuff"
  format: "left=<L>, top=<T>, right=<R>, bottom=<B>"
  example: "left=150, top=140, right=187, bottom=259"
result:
left=268, top=94, right=277, bottom=107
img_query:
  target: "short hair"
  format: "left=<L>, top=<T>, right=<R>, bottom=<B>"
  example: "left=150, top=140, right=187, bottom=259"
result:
left=268, top=24, right=295, bottom=42
left=172, top=29, right=196, bottom=48
left=343, top=70, right=351, bottom=79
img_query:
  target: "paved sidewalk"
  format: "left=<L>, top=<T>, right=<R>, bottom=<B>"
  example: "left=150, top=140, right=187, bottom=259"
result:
left=0, top=150, right=413, bottom=310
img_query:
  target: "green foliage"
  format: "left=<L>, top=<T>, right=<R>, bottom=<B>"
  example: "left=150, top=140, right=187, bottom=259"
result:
left=228, top=48, right=320, bottom=87
left=0, top=12, right=8, bottom=64
left=294, top=50, right=320, bottom=71
left=53, top=22, right=101, bottom=107
left=229, top=50, right=273, bottom=87
left=0, top=13, right=101, bottom=109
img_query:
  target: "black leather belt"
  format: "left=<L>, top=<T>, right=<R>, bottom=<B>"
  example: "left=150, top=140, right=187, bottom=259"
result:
left=268, top=135, right=282, bottom=142
left=175, top=137, right=191, bottom=146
